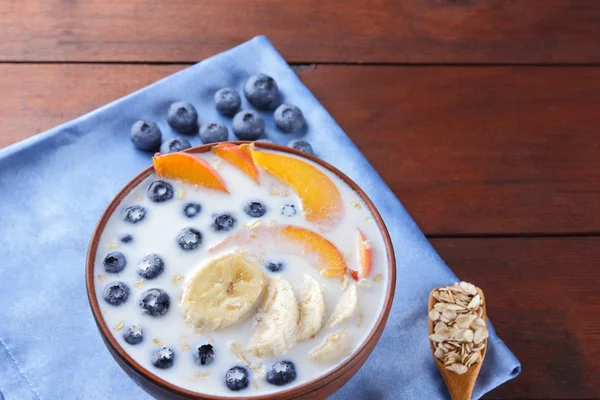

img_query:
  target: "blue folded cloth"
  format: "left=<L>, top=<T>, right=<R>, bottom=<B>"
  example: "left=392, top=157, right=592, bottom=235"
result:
left=0, top=36, right=520, bottom=399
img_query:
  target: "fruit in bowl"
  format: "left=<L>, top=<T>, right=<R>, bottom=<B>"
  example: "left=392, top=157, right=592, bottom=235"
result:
left=86, top=142, right=395, bottom=399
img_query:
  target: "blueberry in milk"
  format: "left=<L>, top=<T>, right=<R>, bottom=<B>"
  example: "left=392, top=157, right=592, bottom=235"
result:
left=123, top=324, right=144, bottom=345
left=265, top=261, right=284, bottom=273
left=130, top=120, right=162, bottom=152
left=281, top=204, right=296, bottom=217
left=212, top=213, right=236, bottom=232
left=225, top=366, right=249, bottom=391
left=124, top=205, right=146, bottom=224
left=266, top=361, right=297, bottom=386
left=214, top=88, right=241, bottom=117
left=244, top=74, right=279, bottom=109
left=167, top=101, right=198, bottom=134
left=152, top=347, right=175, bottom=369
left=103, top=251, right=126, bottom=273
left=137, top=254, right=165, bottom=279
left=148, top=180, right=174, bottom=203
left=244, top=201, right=267, bottom=218
left=195, top=344, right=215, bottom=366
left=119, top=234, right=133, bottom=244
left=139, top=288, right=170, bottom=317
left=103, top=282, right=129, bottom=306
left=274, top=104, right=305, bottom=133
left=177, top=227, right=202, bottom=250
left=183, top=202, right=202, bottom=218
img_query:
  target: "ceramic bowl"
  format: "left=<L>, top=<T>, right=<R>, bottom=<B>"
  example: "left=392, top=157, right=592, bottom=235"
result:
left=86, top=142, right=396, bottom=400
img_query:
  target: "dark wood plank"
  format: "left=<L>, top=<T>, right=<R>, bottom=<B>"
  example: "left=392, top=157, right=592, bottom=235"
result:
left=1, top=1, right=600, bottom=63
left=0, top=64, right=182, bottom=149
left=1, top=64, right=600, bottom=236
left=301, top=65, right=600, bottom=236
left=431, top=236, right=600, bottom=399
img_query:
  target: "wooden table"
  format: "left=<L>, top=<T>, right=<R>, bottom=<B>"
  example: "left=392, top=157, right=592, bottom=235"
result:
left=1, top=1, right=599, bottom=398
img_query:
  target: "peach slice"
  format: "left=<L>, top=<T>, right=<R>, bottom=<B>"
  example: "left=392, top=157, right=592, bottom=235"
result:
left=349, top=229, right=373, bottom=280
left=212, top=143, right=259, bottom=183
left=238, top=143, right=253, bottom=155
left=250, top=149, right=343, bottom=227
left=210, top=225, right=347, bottom=278
left=152, top=152, right=228, bottom=192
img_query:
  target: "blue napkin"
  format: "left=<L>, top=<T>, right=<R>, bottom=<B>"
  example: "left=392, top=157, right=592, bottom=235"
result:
left=0, top=36, right=520, bottom=399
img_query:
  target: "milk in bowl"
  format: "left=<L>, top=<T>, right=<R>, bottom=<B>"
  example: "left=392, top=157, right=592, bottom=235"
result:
left=92, top=143, right=391, bottom=397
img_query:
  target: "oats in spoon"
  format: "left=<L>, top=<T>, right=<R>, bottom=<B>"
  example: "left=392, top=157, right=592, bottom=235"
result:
left=429, top=282, right=489, bottom=375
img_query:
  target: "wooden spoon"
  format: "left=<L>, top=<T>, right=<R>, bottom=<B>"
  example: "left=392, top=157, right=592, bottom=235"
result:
left=428, top=286, right=488, bottom=400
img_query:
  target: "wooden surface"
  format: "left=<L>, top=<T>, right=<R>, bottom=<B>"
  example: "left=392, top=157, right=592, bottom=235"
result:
left=2, top=0, right=600, bottom=63
left=2, top=1, right=599, bottom=398
left=435, top=237, right=600, bottom=398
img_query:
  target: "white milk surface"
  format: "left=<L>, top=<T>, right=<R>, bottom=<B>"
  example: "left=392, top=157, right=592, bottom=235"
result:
left=94, top=150, right=389, bottom=397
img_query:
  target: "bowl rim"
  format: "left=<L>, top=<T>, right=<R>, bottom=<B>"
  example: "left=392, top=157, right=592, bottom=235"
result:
left=86, top=141, right=396, bottom=399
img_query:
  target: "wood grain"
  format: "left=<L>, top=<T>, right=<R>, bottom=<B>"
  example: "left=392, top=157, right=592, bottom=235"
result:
left=1, top=64, right=599, bottom=236
left=431, top=237, right=600, bottom=399
left=1, top=1, right=600, bottom=63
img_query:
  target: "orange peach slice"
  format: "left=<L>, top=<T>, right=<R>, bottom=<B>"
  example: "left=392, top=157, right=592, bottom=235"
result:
left=239, top=143, right=253, bottom=155
left=349, top=229, right=373, bottom=280
left=210, top=225, right=347, bottom=278
left=212, top=143, right=259, bottom=183
left=250, top=149, right=343, bottom=227
left=152, top=152, right=228, bottom=192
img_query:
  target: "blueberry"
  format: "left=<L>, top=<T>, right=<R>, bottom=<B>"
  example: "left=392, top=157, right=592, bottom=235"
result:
left=183, top=203, right=202, bottom=218
left=274, top=104, right=305, bottom=133
left=244, top=74, right=279, bottom=109
left=177, top=227, right=202, bottom=250
left=123, top=324, right=144, bottom=345
left=103, top=282, right=130, bottom=306
left=232, top=111, right=265, bottom=141
left=120, top=234, right=134, bottom=244
left=225, top=366, right=249, bottom=391
left=130, top=120, right=162, bottom=152
left=167, top=101, right=198, bottom=134
left=195, top=344, right=215, bottom=366
left=214, top=88, right=242, bottom=117
left=212, top=214, right=236, bottom=232
left=266, top=361, right=296, bottom=386
left=152, top=347, right=175, bottom=369
left=288, top=139, right=314, bottom=156
left=148, top=180, right=174, bottom=203
left=103, top=251, right=126, bottom=273
left=139, top=288, right=170, bottom=317
left=244, top=201, right=267, bottom=218
left=199, top=122, right=229, bottom=144
left=124, top=205, right=147, bottom=224
left=281, top=204, right=296, bottom=217
left=266, top=262, right=284, bottom=273
left=137, top=254, right=165, bottom=279
left=160, top=137, right=192, bottom=154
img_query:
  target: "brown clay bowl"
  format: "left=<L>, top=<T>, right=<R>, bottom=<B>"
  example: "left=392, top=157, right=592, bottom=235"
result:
left=86, top=142, right=396, bottom=400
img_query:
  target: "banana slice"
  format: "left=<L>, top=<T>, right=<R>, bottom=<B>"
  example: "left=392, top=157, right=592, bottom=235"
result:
left=327, top=282, right=358, bottom=328
left=180, top=253, right=266, bottom=331
left=309, top=329, right=352, bottom=364
left=248, top=277, right=299, bottom=358
left=297, top=275, right=325, bottom=342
